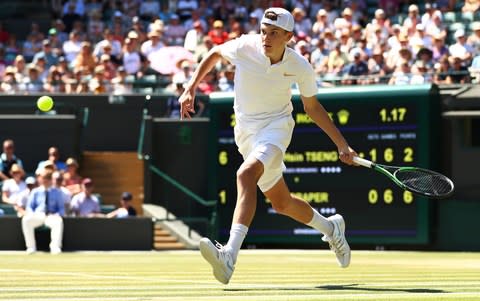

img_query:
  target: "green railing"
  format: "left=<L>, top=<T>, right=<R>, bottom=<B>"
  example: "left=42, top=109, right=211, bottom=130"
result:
left=137, top=96, right=217, bottom=238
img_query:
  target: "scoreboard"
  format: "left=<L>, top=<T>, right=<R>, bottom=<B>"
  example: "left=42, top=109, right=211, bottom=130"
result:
left=208, top=84, right=440, bottom=245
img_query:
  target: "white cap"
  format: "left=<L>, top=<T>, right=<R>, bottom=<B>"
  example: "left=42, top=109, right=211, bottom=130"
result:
left=25, top=176, right=36, bottom=185
left=454, top=29, right=465, bottom=38
left=261, top=7, right=294, bottom=32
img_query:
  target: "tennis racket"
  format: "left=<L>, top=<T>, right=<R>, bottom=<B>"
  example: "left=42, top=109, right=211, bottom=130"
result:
left=352, top=156, right=454, bottom=199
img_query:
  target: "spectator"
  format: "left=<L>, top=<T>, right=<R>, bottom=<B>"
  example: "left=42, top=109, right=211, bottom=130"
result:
left=69, top=178, right=101, bottom=217
left=425, top=11, right=447, bottom=41
left=217, top=64, right=235, bottom=92
left=403, top=4, right=421, bottom=36
left=33, top=39, right=59, bottom=69
left=342, top=48, right=369, bottom=85
left=184, top=21, right=205, bottom=53
left=63, top=31, right=83, bottom=64
left=449, top=29, right=474, bottom=62
left=98, top=54, right=117, bottom=81
left=194, top=36, right=214, bottom=63
left=292, top=7, right=312, bottom=36
left=244, top=12, right=260, bottom=34
left=388, top=61, right=413, bottom=85
left=44, top=65, right=66, bottom=93
left=136, top=55, right=157, bottom=79
left=111, top=66, right=133, bottom=94
left=327, top=42, right=349, bottom=75
left=0, top=22, right=10, bottom=45
left=0, top=139, right=23, bottom=181
left=22, top=33, right=42, bottom=63
left=94, top=28, right=122, bottom=59
left=122, top=38, right=141, bottom=75
left=4, top=35, right=21, bottom=65
left=141, top=29, right=165, bottom=59
left=410, top=60, right=433, bottom=84
left=177, top=0, right=199, bottom=21
left=22, top=169, right=65, bottom=254
left=13, top=55, right=27, bottom=83
left=164, top=14, right=187, bottom=46
left=208, top=20, right=228, bottom=45
left=15, top=176, right=36, bottom=217
left=63, top=157, right=82, bottom=195
left=87, top=10, right=104, bottom=44
left=139, top=0, right=160, bottom=21
left=379, top=0, right=400, bottom=17
left=184, top=10, right=207, bottom=32
left=448, top=56, right=470, bottom=84
left=462, top=0, right=480, bottom=13
left=368, top=46, right=389, bottom=83
left=409, top=24, right=432, bottom=55
left=73, top=41, right=96, bottom=73
left=431, top=35, right=449, bottom=63
left=47, top=28, right=63, bottom=56
left=312, top=9, right=332, bottom=36
left=36, top=146, right=67, bottom=174
left=19, top=64, right=43, bottom=93
left=51, top=170, right=72, bottom=212
left=89, top=65, right=109, bottom=94
left=2, top=164, right=27, bottom=205
left=62, top=2, right=82, bottom=33
left=1, top=66, right=18, bottom=94
left=310, top=38, right=329, bottom=75
left=467, top=22, right=480, bottom=56
left=106, top=191, right=137, bottom=218
left=53, top=19, right=69, bottom=45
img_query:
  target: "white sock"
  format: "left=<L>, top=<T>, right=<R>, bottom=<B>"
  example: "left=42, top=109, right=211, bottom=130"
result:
left=307, top=209, right=333, bottom=236
left=225, top=223, right=248, bottom=264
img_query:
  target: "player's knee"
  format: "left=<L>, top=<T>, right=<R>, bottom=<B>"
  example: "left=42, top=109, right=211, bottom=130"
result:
left=236, top=162, right=263, bottom=184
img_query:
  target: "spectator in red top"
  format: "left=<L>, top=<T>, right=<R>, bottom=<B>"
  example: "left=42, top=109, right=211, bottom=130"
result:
left=208, top=20, right=228, bottom=45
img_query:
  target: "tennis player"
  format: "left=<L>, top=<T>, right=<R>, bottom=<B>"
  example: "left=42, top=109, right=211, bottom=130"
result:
left=179, top=7, right=357, bottom=284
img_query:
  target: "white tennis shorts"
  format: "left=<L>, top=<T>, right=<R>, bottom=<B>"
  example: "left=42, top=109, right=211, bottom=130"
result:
left=234, top=115, right=295, bottom=192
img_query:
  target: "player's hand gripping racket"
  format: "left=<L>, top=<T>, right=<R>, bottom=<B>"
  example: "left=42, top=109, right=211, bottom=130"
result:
left=352, top=156, right=454, bottom=199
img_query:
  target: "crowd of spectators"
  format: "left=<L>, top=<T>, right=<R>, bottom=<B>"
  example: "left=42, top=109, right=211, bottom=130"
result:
left=0, top=0, right=479, bottom=98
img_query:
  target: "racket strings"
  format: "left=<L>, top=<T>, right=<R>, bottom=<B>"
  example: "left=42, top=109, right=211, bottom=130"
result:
left=395, top=169, right=453, bottom=196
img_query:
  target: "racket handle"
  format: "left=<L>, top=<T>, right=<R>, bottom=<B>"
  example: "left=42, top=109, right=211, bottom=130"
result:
left=353, top=156, right=374, bottom=168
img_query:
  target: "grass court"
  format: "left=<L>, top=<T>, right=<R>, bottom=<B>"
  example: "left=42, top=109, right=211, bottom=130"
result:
left=0, top=250, right=479, bottom=300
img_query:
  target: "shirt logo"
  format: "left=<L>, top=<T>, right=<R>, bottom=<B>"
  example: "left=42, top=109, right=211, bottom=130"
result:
left=283, top=72, right=295, bottom=77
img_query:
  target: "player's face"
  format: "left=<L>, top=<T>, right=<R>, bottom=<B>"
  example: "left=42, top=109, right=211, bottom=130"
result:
left=260, top=24, right=292, bottom=57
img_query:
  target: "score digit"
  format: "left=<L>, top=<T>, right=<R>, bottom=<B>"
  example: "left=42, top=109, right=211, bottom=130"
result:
left=379, top=107, right=407, bottom=122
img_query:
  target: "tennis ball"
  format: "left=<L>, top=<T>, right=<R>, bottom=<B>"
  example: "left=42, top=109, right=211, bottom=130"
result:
left=37, top=95, right=54, bottom=112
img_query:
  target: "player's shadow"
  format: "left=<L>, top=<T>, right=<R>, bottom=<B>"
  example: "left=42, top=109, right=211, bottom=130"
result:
left=225, top=284, right=446, bottom=294
left=316, top=284, right=447, bottom=294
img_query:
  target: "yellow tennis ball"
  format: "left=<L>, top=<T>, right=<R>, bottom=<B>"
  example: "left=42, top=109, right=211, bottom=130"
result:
left=37, top=96, right=54, bottom=112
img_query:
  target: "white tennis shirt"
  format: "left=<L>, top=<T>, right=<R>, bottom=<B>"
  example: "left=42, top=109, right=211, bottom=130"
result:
left=219, top=34, right=318, bottom=127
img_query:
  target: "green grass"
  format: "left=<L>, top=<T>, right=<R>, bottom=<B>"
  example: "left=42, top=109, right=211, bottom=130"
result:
left=0, top=250, right=479, bottom=300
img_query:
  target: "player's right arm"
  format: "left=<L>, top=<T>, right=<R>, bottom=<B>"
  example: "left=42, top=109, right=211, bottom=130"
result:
left=179, top=46, right=224, bottom=120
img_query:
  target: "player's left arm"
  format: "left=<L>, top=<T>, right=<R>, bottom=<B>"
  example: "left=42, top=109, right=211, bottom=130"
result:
left=301, top=94, right=356, bottom=165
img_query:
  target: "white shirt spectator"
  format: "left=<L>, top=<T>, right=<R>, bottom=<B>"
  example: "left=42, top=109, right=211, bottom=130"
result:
left=94, top=39, right=122, bottom=58
left=141, top=39, right=165, bottom=58
left=123, top=51, right=141, bottom=74
left=2, top=178, right=27, bottom=204
left=63, top=40, right=82, bottom=63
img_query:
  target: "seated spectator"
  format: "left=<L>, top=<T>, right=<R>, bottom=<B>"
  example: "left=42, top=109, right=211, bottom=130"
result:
left=98, top=54, right=117, bottom=81
left=194, top=36, right=214, bottom=63
left=462, top=0, right=480, bottom=12
left=448, top=56, right=470, bottom=84
left=69, top=178, right=101, bottom=217
left=368, top=47, right=389, bottom=83
left=106, top=192, right=137, bottom=218
left=410, top=60, right=433, bottom=84
left=467, top=22, right=480, bottom=57
left=431, top=35, right=449, bottom=63
left=112, top=66, right=133, bottom=94
left=13, top=55, right=27, bottom=83
left=310, top=38, right=329, bottom=75
left=122, top=38, right=141, bottom=75
left=217, top=64, right=235, bottom=92
left=94, top=28, right=122, bottom=59
left=141, top=29, right=165, bottom=59
left=22, top=169, right=65, bottom=254
left=0, top=139, right=23, bottom=181
left=2, top=164, right=27, bottom=205
left=52, top=170, right=72, bottom=213
left=434, top=56, right=452, bottom=84
left=15, top=176, right=36, bottom=217
left=388, top=61, right=413, bottom=85
left=73, top=41, right=96, bottom=73
left=0, top=66, right=18, bottom=94
left=44, top=66, right=66, bottom=93
left=449, top=29, right=474, bottom=62
left=89, top=65, right=109, bottom=94
left=342, top=48, right=369, bottom=85
left=312, top=9, right=332, bottom=36
left=33, top=39, right=59, bottom=69
left=63, top=157, right=82, bottom=193
left=164, top=14, right=187, bottom=46
left=87, top=10, right=104, bottom=44
left=327, top=42, right=349, bottom=75
left=36, top=146, right=67, bottom=174
left=19, top=64, right=44, bottom=93
left=244, top=12, right=260, bottom=34
left=177, top=0, right=198, bottom=21
left=63, top=31, right=83, bottom=64
left=292, top=7, right=312, bottom=36
left=208, top=20, right=228, bottom=45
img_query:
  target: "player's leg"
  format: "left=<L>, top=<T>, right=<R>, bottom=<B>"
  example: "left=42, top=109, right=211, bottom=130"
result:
left=264, top=176, right=351, bottom=268
left=200, top=155, right=263, bottom=284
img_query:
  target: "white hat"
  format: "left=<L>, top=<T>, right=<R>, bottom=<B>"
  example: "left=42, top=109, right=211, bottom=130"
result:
left=261, top=7, right=294, bottom=32
left=454, top=29, right=465, bottom=38
left=25, top=176, right=36, bottom=185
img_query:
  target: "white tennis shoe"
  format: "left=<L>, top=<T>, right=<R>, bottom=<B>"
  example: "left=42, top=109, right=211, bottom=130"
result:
left=199, top=238, right=234, bottom=284
left=322, top=214, right=351, bottom=268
